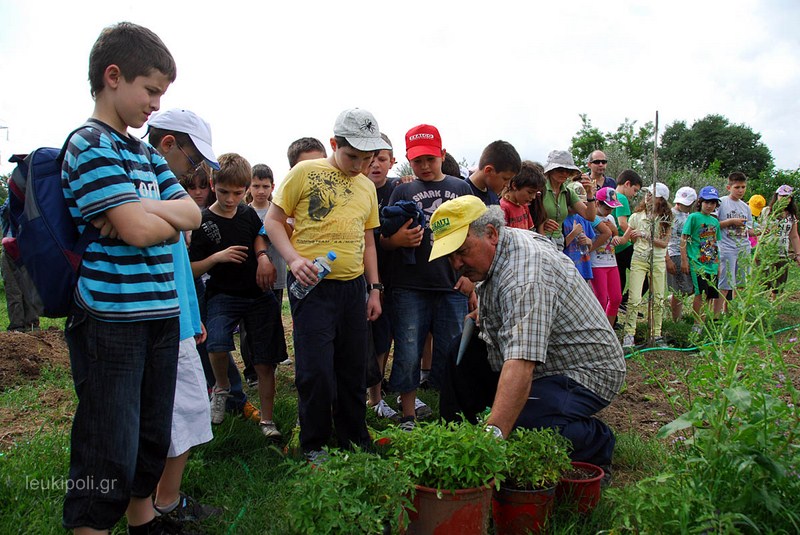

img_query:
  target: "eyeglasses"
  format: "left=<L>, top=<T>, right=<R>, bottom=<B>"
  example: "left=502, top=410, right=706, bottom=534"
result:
left=177, top=142, right=204, bottom=173
left=590, top=159, right=608, bottom=165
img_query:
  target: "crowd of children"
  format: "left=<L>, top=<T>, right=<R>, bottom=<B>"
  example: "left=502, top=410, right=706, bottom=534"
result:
left=42, top=20, right=800, bottom=535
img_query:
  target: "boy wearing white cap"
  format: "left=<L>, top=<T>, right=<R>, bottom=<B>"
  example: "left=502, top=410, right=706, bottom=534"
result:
left=147, top=108, right=222, bottom=525
left=264, top=109, right=387, bottom=461
left=666, top=186, right=698, bottom=321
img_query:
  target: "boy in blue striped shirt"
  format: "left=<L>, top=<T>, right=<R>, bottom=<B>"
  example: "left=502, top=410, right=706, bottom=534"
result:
left=60, top=22, right=201, bottom=534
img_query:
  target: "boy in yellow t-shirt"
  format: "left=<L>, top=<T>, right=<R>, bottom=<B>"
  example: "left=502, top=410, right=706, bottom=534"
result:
left=264, top=108, right=388, bottom=461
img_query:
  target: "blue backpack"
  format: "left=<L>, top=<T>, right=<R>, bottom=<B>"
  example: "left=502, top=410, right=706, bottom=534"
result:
left=3, top=121, right=127, bottom=317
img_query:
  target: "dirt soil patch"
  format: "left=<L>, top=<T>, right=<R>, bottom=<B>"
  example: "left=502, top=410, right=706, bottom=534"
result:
left=0, top=328, right=70, bottom=389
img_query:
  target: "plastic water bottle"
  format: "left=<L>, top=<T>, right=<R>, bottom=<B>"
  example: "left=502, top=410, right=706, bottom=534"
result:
left=578, top=231, right=590, bottom=256
left=290, top=251, right=337, bottom=299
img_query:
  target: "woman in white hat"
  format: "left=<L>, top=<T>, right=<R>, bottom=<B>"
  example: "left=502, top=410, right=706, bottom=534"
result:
left=541, top=150, right=597, bottom=249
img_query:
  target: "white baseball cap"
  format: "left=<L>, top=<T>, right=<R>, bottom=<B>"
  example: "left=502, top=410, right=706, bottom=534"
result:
left=333, top=108, right=391, bottom=152
left=646, top=182, right=670, bottom=200
left=674, top=186, right=697, bottom=206
left=148, top=109, right=219, bottom=170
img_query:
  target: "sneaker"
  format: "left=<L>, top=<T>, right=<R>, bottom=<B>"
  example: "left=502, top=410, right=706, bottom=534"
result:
left=245, top=376, right=259, bottom=388
left=396, top=396, right=433, bottom=420
left=241, top=400, right=261, bottom=423
left=654, top=336, right=668, bottom=347
left=156, top=492, right=223, bottom=522
left=210, top=387, right=231, bottom=425
left=370, top=399, right=400, bottom=422
left=129, top=516, right=186, bottom=535
left=280, top=358, right=293, bottom=366
left=622, top=334, right=635, bottom=349
left=398, top=416, right=416, bottom=432
left=305, top=449, right=329, bottom=465
left=259, top=420, right=282, bottom=439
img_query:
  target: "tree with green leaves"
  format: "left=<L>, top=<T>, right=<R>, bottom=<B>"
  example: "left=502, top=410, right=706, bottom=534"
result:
left=660, top=114, right=773, bottom=178
left=570, top=114, right=605, bottom=166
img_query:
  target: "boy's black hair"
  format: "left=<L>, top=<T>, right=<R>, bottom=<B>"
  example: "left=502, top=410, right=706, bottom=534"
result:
left=695, top=196, right=721, bottom=212
left=442, top=153, right=461, bottom=177
left=252, top=163, right=274, bottom=181
left=89, top=22, right=176, bottom=98
left=727, top=171, right=747, bottom=184
left=520, top=161, right=547, bottom=229
left=147, top=127, right=193, bottom=152
left=616, top=169, right=643, bottom=187
left=213, top=153, right=252, bottom=189
left=287, top=137, right=327, bottom=168
left=478, top=140, right=521, bottom=174
left=511, top=160, right=546, bottom=190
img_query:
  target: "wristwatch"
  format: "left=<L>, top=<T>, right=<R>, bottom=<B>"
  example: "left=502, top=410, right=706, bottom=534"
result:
left=367, top=283, right=385, bottom=293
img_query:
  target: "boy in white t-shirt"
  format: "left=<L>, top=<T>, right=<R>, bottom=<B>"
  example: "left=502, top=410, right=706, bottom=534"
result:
left=716, top=172, right=754, bottom=314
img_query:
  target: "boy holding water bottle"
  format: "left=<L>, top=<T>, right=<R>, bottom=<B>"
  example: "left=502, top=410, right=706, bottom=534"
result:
left=263, top=108, right=388, bottom=461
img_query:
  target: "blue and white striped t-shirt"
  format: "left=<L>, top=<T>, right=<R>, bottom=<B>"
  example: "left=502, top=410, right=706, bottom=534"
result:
left=62, top=119, right=188, bottom=322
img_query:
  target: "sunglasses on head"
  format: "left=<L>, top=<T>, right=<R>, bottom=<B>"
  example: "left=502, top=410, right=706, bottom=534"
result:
left=590, top=159, right=608, bottom=165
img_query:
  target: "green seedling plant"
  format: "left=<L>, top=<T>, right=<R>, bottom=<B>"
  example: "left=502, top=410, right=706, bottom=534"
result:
left=610, top=216, right=800, bottom=533
left=379, top=419, right=507, bottom=495
left=501, top=427, right=572, bottom=491
left=285, top=448, right=414, bottom=535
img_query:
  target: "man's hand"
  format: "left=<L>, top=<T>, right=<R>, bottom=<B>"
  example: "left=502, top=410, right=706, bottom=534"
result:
left=289, top=257, right=319, bottom=287
left=666, top=256, right=677, bottom=275
left=195, top=322, right=208, bottom=345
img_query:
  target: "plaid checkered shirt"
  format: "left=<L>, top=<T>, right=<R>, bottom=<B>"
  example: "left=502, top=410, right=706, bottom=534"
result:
left=476, top=228, right=626, bottom=402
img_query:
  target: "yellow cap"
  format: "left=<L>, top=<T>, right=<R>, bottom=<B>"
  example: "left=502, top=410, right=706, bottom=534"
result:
left=429, top=196, right=487, bottom=261
left=748, top=194, right=766, bottom=216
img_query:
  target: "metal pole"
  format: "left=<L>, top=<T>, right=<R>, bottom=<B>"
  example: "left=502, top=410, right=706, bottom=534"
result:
left=646, top=112, right=659, bottom=347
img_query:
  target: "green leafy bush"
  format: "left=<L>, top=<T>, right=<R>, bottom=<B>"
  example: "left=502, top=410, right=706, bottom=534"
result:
left=285, top=449, right=414, bottom=534
left=379, top=420, right=507, bottom=492
left=502, top=427, right=572, bottom=490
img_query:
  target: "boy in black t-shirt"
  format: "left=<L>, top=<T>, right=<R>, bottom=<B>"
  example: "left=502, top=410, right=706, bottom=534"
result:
left=189, top=153, right=283, bottom=439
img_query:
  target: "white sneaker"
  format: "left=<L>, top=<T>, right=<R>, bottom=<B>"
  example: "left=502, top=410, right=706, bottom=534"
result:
left=396, top=396, right=433, bottom=420
left=370, top=399, right=400, bottom=422
left=622, top=334, right=635, bottom=349
left=210, top=387, right=231, bottom=425
left=259, top=420, right=282, bottom=439
left=280, top=358, right=292, bottom=365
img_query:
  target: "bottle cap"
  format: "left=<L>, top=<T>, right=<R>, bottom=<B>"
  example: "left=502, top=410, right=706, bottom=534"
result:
left=327, top=251, right=337, bottom=261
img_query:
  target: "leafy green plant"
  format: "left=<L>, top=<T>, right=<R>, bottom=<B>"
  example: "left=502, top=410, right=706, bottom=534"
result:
left=612, top=241, right=800, bottom=533
left=379, top=420, right=507, bottom=492
left=285, top=448, right=414, bottom=534
left=501, top=427, right=572, bottom=490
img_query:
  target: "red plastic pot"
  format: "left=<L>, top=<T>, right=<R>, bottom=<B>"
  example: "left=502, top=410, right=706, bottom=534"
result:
left=492, top=485, right=555, bottom=534
left=406, top=482, right=493, bottom=535
left=556, top=461, right=604, bottom=513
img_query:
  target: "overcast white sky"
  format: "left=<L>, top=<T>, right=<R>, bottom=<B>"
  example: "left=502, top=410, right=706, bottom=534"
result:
left=1, top=0, right=798, bottom=181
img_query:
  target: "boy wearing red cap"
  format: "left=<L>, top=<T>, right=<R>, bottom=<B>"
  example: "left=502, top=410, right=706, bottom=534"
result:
left=381, top=124, right=474, bottom=429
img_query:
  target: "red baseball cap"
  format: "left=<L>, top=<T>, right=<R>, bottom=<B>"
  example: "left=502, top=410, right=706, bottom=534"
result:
left=405, top=124, right=443, bottom=160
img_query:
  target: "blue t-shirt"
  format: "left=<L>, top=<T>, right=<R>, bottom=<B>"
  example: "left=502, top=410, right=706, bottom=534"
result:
left=173, top=242, right=202, bottom=340
left=466, top=177, right=500, bottom=206
left=563, top=214, right=595, bottom=280
left=62, top=120, right=187, bottom=321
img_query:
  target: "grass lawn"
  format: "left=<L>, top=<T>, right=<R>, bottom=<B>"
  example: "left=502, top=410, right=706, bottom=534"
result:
left=1, top=267, right=798, bottom=533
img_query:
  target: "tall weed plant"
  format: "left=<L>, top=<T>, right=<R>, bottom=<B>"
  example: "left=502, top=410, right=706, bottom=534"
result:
left=610, top=208, right=800, bottom=533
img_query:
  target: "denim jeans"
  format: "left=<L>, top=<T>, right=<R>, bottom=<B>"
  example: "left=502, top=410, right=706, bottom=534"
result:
left=389, top=288, right=467, bottom=392
left=289, top=273, right=371, bottom=452
left=194, top=277, right=246, bottom=411
left=62, top=308, right=179, bottom=530
left=206, top=292, right=284, bottom=366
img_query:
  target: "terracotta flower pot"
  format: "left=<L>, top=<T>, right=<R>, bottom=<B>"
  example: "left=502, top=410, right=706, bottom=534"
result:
left=556, top=461, right=604, bottom=513
left=406, top=482, right=493, bottom=535
left=492, top=485, right=555, bottom=534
